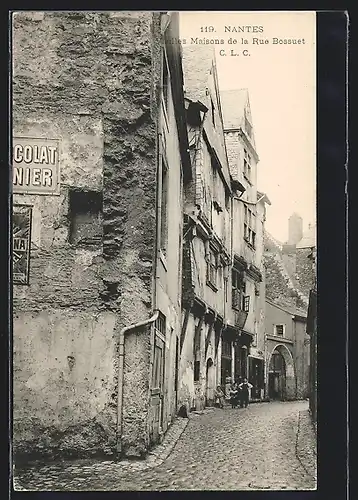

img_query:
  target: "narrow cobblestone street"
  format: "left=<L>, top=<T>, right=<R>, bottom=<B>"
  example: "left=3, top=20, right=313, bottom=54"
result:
left=13, top=400, right=316, bottom=491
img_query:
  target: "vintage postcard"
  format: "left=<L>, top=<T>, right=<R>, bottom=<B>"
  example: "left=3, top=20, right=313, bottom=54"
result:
left=11, top=10, right=317, bottom=491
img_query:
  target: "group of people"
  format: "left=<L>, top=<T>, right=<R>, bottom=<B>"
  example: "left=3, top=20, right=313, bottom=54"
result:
left=214, top=378, right=253, bottom=409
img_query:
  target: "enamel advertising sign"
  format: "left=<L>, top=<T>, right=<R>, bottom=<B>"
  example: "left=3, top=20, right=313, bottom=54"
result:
left=13, top=205, right=32, bottom=285
left=12, top=137, right=60, bottom=195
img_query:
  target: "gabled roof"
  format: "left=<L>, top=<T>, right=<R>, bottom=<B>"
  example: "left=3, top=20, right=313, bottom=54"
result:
left=264, top=252, right=309, bottom=312
left=181, top=45, right=231, bottom=191
left=266, top=299, right=307, bottom=319
left=264, top=230, right=283, bottom=252
left=220, top=88, right=257, bottom=154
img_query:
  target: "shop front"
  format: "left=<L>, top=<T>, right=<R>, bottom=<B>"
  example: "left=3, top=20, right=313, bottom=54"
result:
left=233, top=331, right=253, bottom=382
left=248, top=356, right=265, bottom=400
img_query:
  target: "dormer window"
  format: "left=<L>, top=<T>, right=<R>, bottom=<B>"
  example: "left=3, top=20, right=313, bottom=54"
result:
left=243, top=149, right=252, bottom=182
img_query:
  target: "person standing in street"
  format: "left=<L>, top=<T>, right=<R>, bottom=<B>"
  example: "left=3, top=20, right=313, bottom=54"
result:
left=214, top=385, right=225, bottom=408
left=238, top=378, right=253, bottom=408
left=229, top=381, right=239, bottom=408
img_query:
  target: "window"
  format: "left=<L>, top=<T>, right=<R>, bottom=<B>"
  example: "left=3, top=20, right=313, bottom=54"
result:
left=211, top=98, right=215, bottom=127
left=69, top=190, right=102, bottom=246
left=194, top=360, right=200, bottom=382
left=160, top=158, right=169, bottom=256
left=207, top=246, right=218, bottom=288
left=152, top=312, right=166, bottom=391
left=222, top=339, right=232, bottom=357
left=274, top=324, right=285, bottom=336
left=243, top=295, right=250, bottom=312
left=155, top=311, right=166, bottom=336
left=243, top=149, right=252, bottom=182
left=244, top=205, right=256, bottom=249
left=225, top=191, right=230, bottom=211
left=232, top=268, right=245, bottom=310
left=224, top=278, right=228, bottom=302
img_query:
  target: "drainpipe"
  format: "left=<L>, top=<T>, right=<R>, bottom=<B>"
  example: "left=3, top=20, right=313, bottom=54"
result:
left=116, top=310, right=160, bottom=456
left=264, top=333, right=268, bottom=399
left=230, top=194, right=234, bottom=265
left=154, top=56, right=164, bottom=311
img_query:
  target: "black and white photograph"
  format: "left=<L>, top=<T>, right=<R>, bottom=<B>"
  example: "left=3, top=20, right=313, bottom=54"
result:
left=11, top=10, right=318, bottom=491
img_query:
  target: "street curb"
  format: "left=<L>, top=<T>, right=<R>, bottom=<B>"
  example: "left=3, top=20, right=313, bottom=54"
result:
left=295, top=410, right=317, bottom=481
left=13, top=417, right=190, bottom=486
left=145, top=417, right=189, bottom=468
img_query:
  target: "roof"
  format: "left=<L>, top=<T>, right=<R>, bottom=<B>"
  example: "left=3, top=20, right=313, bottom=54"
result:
left=257, top=191, right=271, bottom=206
left=181, top=45, right=232, bottom=191
left=264, top=230, right=283, bottom=252
left=220, top=89, right=249, bottom=130
left=182, top=44, right=215, bottom=104
left=296, top=224, right=316, bottom=249
left=220, top=88, right=257, bottom=155
left=264, top=252, right=309, bottom=312
left=266, top=299, right=307, bottom=318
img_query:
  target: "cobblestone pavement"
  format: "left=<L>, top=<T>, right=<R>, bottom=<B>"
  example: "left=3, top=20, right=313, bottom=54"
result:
left=13, top=400, right=317, bottom=491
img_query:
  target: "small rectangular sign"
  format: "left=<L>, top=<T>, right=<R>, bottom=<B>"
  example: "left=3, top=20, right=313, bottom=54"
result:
left=12, top=137, right=60, bottom=195
left=13, top=205, right=32, bottom=285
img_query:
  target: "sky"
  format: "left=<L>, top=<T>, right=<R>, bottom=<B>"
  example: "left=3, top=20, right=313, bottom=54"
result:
left=179, top=11, right=316, bottom=242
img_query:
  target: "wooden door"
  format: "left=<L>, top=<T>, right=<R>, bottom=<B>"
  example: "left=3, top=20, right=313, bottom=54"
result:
left=150, top=334, right=165, bottom=444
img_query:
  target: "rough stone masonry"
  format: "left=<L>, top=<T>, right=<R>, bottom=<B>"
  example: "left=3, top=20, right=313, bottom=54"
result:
left=12, top=11, right=162, bottom=461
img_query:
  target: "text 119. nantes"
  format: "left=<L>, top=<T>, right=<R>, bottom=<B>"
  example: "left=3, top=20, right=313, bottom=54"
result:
left=200, top=26, right=264, bottom=33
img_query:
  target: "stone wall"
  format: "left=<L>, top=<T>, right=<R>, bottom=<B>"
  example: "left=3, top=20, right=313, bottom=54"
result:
left=12, top=11, right=160, bottom=460
left=295, top=248, right=315, bottom=298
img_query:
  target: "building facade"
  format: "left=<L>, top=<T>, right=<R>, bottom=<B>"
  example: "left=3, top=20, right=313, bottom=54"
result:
left=265, top=300, right=310, bottom=401
left=177, top=48, right=270, bottom=410
left=12, top=11, right=190, bottom=460
left=221, top=89, right=270, bottom=400
left=178, top=45, right=232, bottom=411
left=263, top=214, right=316, bottom=402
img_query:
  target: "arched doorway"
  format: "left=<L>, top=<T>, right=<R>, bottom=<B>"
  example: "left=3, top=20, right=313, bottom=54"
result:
left=205, top=358, right=215, bottom=406
left=267, top=344, right=296, bottom=400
